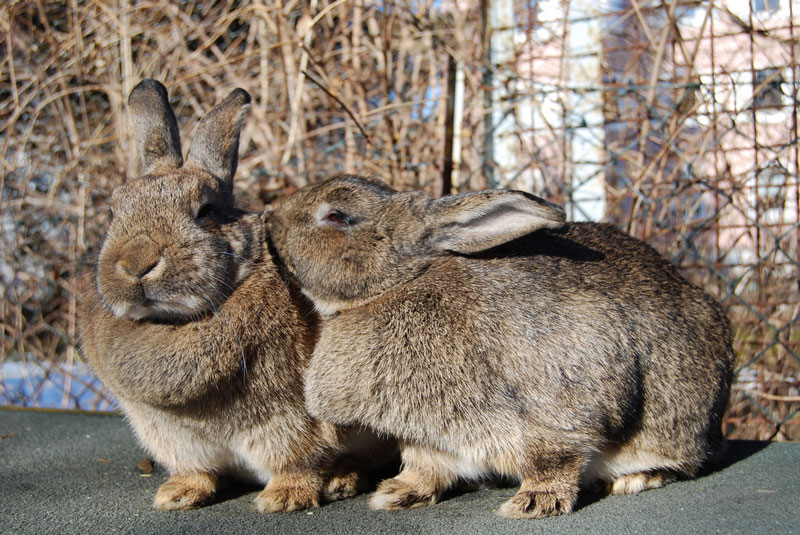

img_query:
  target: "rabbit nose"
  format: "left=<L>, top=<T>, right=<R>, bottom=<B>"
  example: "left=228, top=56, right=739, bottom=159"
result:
left=117, top=258, right=162, bottom=281
left=115, top=236, right=163, bottom=281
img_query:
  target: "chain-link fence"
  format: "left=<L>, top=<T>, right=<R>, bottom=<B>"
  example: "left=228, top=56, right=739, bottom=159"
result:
left=1, top=0, right=797, bottom=439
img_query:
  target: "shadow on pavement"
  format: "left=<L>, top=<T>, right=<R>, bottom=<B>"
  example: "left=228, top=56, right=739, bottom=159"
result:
left=700, top=439, right=771, bottom=476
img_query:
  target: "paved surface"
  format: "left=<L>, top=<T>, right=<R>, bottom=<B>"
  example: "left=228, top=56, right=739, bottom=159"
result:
left=1, top=408, right=798, bottom=535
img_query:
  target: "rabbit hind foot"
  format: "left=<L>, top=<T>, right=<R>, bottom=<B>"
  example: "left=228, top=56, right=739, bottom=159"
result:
left=324, top=468, right=360, bottom=502
left=609, top=470, right=675, bottom=495
left=497, top=487, right=577, bottom=519
left=368, top=476, right=441, bottom=510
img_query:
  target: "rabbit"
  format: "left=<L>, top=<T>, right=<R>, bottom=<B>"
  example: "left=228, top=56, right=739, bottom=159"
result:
left=78, top=80, right=384, bottom=513
left=266, top=174, right=735, bottom=519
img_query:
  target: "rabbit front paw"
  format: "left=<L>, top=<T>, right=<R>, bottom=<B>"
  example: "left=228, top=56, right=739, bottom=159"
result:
left=497, top=488, right=576, bottom=519
left=254, top=479, right=320, bottom=513
left=368, top=477, right=438, bottom=510
left=153, top=473, right=217, bottom=511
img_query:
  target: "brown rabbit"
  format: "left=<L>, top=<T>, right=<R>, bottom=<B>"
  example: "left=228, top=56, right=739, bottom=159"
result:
left=267, top=174, right=734, bottom=519
left=79, top=81, right=374, bottom=512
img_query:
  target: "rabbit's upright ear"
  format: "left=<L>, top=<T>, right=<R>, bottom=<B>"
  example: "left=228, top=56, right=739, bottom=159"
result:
left=186, top=88, right=251, bottom=191
left=127, top=79, right=183, bottom=174
left=427, top=190, right=566, bottom=254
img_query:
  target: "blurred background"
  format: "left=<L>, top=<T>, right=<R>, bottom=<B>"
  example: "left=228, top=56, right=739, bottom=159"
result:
left=1, top=0, right=797, bottom=439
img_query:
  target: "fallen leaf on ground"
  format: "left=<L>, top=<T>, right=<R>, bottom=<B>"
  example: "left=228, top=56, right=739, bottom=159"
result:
left=137, top=458, right=154, bottom=474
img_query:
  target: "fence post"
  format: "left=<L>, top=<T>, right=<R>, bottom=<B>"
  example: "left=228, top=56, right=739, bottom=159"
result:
left=442, top=54, right=465, bottom=196
left=566, top=0, right=607, bottom=221
left=482, top=0, right=519, bottom=190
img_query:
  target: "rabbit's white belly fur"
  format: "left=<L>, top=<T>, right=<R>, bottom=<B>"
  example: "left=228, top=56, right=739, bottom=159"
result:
left=438, top=449, right=679, bottom=484
left=427, top=448, right=686, bottom=488
left=582, top=448, right=687, bottom=484
left=416, top=444, right=508, bottom=482
left=122, top=399, right=274, bottom=484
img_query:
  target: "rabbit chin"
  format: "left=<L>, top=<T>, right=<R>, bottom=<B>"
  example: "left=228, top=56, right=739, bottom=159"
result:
left=301, top=289, right=373, bottom=317
left=111, top=295, right=210, bottom=322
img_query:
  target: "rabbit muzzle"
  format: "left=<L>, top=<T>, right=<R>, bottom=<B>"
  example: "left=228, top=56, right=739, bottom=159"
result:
left=114, top=234, right=164, bottom=282
left=97, top=233, right=207, bottom=321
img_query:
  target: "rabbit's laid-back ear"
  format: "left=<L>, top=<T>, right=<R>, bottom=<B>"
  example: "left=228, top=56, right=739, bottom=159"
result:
left=186, top=88, right=251, bottom=188
left=428, top=190, right=566, bottom=254
left=128, top=79, right=183, bottom=174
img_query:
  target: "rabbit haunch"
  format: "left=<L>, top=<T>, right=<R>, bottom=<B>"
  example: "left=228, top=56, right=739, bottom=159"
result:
left=80, top=81, right=382, bottom=513
left=268, top=174, right=734, bottom=519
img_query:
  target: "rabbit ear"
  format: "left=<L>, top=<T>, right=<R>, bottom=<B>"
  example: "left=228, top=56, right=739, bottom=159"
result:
left=185, top=88, right=251, bottom=189
left=127, top=79, right=183, bottom=174
left=427, top=190, right=566, bottom=254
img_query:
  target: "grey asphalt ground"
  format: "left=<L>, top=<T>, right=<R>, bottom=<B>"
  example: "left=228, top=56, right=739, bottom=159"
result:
left=1, top=408, right=798, bottom=535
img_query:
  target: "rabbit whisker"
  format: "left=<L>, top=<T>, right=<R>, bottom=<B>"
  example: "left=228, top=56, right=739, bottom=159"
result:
left=208, top=274, right=237, bottom=294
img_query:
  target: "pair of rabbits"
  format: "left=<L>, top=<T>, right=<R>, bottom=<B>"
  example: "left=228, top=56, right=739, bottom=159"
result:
left=80, top=80, right=733, bottom=519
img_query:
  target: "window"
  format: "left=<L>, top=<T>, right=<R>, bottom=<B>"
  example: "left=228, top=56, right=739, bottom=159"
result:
left=754, top=165, right=789, bottom=225
left=752, top=0, right=780, bottom=12
left=752, top=68, right=783, bottom=109
left=753, top=0, right=781, bottom=12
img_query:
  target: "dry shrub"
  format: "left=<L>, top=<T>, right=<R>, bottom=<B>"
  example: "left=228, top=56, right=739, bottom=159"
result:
left=1, top=0, right=475, bottom=410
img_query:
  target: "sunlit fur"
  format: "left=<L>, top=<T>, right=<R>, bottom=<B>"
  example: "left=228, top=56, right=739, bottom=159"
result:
left=269, top=175, right=734, bottom=519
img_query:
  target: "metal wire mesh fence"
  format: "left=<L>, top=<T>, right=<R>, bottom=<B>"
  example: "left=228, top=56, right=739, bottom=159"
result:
left=1, top=0, right=797, bottom=439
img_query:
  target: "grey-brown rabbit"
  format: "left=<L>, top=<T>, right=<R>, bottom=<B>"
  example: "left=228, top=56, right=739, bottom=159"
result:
left=79, top=81, right=370, bottom=512
left=267, top=174, right=734, bottom=519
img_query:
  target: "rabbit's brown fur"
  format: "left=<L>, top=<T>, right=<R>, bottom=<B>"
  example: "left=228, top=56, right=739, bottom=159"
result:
left=268, top=175, right=734, bottom=519
left=79, top=81, right=370, bottom=512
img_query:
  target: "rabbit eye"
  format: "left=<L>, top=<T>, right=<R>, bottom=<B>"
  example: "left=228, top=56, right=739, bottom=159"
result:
left=322, top=209, right=352, bottom=228
left=195, top=203, right=217, bottom=221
